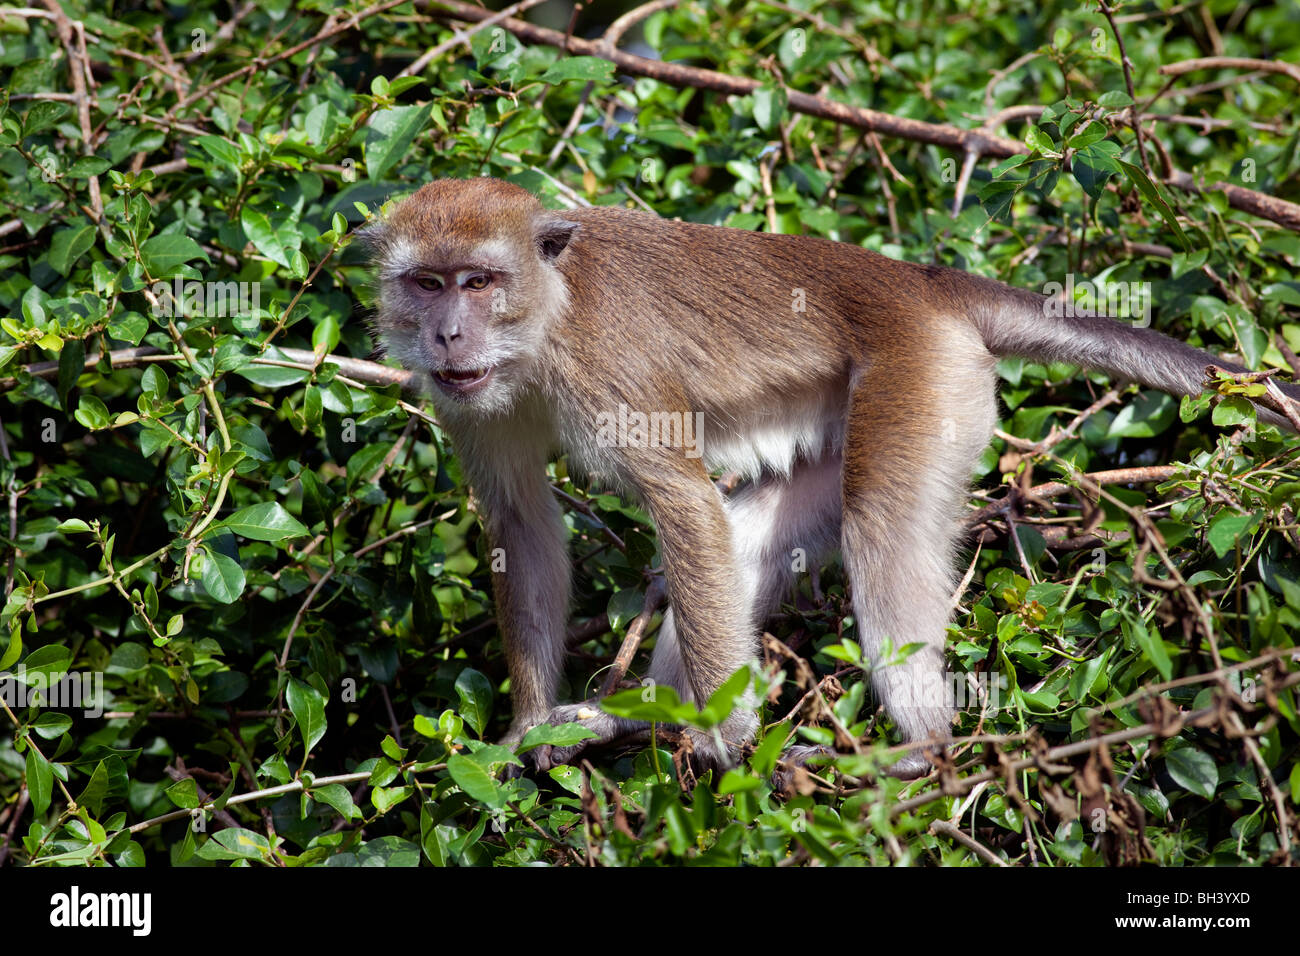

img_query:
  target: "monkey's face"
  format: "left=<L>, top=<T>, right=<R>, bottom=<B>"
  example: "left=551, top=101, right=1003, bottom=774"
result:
left=365, top=178, right=578, bottom=414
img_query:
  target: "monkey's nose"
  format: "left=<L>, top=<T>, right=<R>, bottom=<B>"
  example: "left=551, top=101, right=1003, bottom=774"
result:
left=436, top=322, right=461, bottom=347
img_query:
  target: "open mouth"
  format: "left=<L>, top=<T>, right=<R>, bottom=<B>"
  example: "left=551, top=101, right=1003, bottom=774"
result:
left=432, top=366, right=493, bottom=397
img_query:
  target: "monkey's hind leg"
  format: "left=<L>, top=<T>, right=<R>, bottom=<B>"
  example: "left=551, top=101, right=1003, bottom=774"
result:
left=840, top=333, right=997, bottom=778
left=644, top=457, right=844, bottom=761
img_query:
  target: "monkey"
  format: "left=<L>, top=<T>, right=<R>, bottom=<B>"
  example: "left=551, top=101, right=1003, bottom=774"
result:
left=363, top=176, right=1300, bottom=779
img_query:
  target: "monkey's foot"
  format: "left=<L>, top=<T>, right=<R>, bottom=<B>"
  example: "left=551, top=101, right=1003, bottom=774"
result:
left=771, top=744, right=835, bottom=795
left=523, top=702, right=636, bottom=773
left=768, top=742, right=942, bottom=790
left=886, top=746, right=942, bottom=780
left=517, top=703, right=747, bottom=775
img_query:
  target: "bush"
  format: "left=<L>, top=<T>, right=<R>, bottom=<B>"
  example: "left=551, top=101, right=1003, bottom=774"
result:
left=1, top=0, right=1297, bottom=867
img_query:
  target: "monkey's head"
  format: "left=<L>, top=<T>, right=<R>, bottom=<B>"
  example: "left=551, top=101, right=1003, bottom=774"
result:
left=363, top=177, right=578, bottom=412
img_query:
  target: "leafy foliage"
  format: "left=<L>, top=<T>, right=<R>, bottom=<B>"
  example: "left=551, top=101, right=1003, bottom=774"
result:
left=1, top=0, right=1298, bottom=867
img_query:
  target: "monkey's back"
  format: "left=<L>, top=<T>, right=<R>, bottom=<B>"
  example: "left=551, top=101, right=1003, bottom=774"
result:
left=551, top=206, right=974, bottom=407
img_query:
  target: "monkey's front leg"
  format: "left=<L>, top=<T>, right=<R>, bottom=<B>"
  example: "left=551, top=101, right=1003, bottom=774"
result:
left=469, top=465, right=572, bottom=753
left=530, top=473, right=759, bottom=772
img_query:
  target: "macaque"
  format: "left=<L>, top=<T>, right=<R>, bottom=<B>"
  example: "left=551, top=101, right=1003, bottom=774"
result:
left=364, top=176, right=1299, bottom=778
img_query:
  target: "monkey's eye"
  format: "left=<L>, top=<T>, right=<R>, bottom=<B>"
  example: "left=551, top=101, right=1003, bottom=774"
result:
left=412, top=274, right=443, bottom=292
left=464, top=273, right=491, bottom=291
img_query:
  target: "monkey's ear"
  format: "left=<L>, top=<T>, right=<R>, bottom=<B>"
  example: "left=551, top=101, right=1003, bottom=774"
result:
left=353, top=220, right=388, bottom=255
left=536, top=218, right=579, bottom=261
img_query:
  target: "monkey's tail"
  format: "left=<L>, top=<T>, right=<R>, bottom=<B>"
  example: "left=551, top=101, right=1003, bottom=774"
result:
left=970, top=279, right=1300, bottom=431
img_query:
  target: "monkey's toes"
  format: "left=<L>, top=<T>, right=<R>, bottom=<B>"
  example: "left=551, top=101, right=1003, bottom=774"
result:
left=771, top=744, right=835, bottom=794
left=886, top=749, right=939, bottom=780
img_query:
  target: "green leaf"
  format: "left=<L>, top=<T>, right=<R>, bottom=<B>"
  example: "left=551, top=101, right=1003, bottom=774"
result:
left=446, top=753, right=501, bottom=805
left=1130, top=619, right=1172, bottom=681
left=344, top=442, right=390, bottom=489
left=1207, top=512, right=1258, bottom=558
left=1117, top=160, right=1191, bottom=251
left=1211, top=395, right=1256, bottom=427
left=311, top=783, right=359, bottom=820
left=139, top=234, right=209, bottom=276
left=369, top=757, right=400, bottom=787
left=1068, top=650, right=1108, bottom=702
left=67, top=156, right=112, bottom=178
left=17, top=644, right=72, bottom=684
left=239, top=206, right=293, bottom=269
left=696, top=666, right=753, bottom=727
left=197, top=828, right=270, bottom=861
left=371, top=784, right=414, bottom=813
left=517, top=722, right=599, bottom=754
left=166, top=777, right=201, bottom=809
left=233, top=365, right=311, bottom=388
left=49, top=224, right=96, bottom=276
left=200, top=549, right=245, bottom=604
left=107, top=312, right=148, bottom=345
left=0, top=626, right=20, bottom=672
left=286, top=677, right=327, bottom=756
left=26, top=747, right=53, bottom=816
left=1066, top=122, right=1107, bottom=149
left=77, top=761, right=111, bottom=816
left=311, top=314, right=340, bottom=354
left=539, top=56, right=615, bottom=83
left=352, top=835, right=420, bottom=866
left=1165, top=747, right=1218, bottom=799
left=1072, top=141, right=1122, bottom=199
left=753, top=85, right=787, bottom=133
left=31, top=712, right=72, bottom=740
left=304, top=104, right=341, bottom=147
left=1106, top=391, right=1175, bottom=438
left=750, top=721, right=792, bottom=777
left=141, top=364, right=168, bottom=400
left=421, top=805, right=448, bottom=866
left=1025, top=126, right=1058, bottom=156
left=1018, top=688, right=1060, bottom=711
left=74, top=394, right=111, bottom=430
left=219, top=502, right=308, bottom=542
left=454, top=669, right=493, bottom=737
left=57, top=337, right=84, bottom=412
left=606, top=586, right=644, bottom=632
left=192, top=135, right=240, bottom=170
left=364, top=105, right=432, bottom=182
left=601, top=684, right=694, bottom=724
left=23, top=101, right=69, bottom=135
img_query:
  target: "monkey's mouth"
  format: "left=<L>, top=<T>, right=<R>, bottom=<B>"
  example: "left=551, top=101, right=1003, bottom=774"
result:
left=432, top=366, right=494, bottom=397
